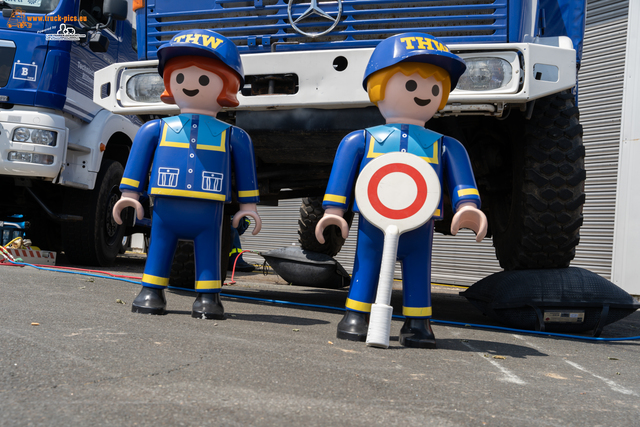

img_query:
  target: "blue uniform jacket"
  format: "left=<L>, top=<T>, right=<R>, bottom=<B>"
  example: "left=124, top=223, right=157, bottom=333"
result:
left=322, top=124, right=480, bottom=218
left=120, top=114, right=260, bottom=204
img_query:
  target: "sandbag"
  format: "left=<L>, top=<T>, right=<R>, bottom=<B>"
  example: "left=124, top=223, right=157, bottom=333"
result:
left=260, top=246, right=350, bottom=289
left=460, top=267, right=639, bottom=336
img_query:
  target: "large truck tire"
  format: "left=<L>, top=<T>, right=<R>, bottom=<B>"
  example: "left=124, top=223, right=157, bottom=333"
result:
left=298, top=196, right=354, bottom=257
left=490, top=90, right=586, bottom=270
left=169, top=215, right=231, bottom=289
left=62, top=159, right=126, bottom=266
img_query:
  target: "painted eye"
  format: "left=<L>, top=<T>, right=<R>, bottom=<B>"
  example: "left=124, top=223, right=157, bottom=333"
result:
left=199, top=75, right=210, bottom=86
left=405, top=80, right=417, bottom=92
left=176, top=73, right=184, bottom=84
left=432, top=84, right=440, bottom=96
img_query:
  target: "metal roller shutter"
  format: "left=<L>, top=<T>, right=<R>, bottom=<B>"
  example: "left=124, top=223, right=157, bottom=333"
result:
left=241, top=0, right=629, bottom=285
left=572, top=0, right=629, bottom=278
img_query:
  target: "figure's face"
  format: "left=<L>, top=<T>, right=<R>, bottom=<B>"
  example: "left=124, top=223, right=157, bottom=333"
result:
left=169, top=65, right=224, bottom=113
left=377, top=71, right=443, bottom=125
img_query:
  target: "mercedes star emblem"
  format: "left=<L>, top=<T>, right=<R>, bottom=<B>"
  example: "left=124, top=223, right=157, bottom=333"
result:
left=287, top=0, right=343, bottom=38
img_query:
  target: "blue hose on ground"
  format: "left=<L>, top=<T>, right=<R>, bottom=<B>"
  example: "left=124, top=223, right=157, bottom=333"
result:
left=3, top=258, right=640, bottom=343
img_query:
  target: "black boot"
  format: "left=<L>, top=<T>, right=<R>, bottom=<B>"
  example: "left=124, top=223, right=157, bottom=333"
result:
left=336, top=310, right=368, bottom=342
left=132, top=287, right=167, bottom=315
left=192, top=293, right=225, bottom=320
left=399, top=318, right=436, bottom=349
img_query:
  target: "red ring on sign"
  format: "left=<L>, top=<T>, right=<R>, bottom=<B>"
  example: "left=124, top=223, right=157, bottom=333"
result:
left=367, top=163, right=427, bottom=220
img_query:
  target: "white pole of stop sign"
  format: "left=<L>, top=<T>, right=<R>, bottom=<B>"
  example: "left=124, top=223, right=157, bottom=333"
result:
left=365, top=224, right=400, bottom=348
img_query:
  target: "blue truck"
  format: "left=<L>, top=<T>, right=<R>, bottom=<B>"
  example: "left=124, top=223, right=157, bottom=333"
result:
left=0, top=0, right=141, bottom=265
left=94, top=0, right=587, bottom=282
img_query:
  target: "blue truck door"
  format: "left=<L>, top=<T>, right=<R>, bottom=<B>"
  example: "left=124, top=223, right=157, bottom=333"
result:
left=65, top=0, right=120, bottom=122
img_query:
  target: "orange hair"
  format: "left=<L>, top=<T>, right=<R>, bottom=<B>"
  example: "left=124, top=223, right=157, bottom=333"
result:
left=367, top=62, right=451, bottom=111
left=160, top=55, right=241, bottom=107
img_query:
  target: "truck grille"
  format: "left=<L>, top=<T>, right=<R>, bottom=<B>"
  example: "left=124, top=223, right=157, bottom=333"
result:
left=0, top=45, right=16, bottom=87
left=147, top=0, right=508, bottom=57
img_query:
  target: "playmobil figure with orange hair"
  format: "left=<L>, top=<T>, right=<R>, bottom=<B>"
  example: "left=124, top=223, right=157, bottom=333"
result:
left=316, top=33, right=487, bottom=348
left=112, top=30, right=261, bottom=319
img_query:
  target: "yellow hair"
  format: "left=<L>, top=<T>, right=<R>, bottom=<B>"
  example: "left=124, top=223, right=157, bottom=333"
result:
left=367, top=62, right=451, bottom=110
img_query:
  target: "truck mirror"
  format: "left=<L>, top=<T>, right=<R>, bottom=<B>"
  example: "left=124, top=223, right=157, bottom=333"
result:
left=90, top=32, right=110, bottom=53
left=103, top=0, right=127, bottom=21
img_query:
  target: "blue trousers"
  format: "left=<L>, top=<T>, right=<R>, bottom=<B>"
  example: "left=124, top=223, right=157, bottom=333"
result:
left=345, top=216, right=435, bottom=318
left=141, top=197, right=223, bottom=293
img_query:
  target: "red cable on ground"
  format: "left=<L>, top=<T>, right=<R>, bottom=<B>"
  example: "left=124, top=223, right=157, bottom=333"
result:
left=2, top=249, right=261, bottom=284
left=0, top=259, right=143, bottom=280
left=226, top=249, right=259, bottom=285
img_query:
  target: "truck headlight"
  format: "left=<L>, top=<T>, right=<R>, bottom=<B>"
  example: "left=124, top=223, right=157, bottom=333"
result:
left=13, top=127, right=30, bottom=142
left=12, top=127, right=57, bottom=146
left=31, top=129, right=57, bottom=146
left=8, top=151, right=54, bottom=165
left=456, top=58, right=513, bottom=91
left=126, top=73, right=165, bottom=103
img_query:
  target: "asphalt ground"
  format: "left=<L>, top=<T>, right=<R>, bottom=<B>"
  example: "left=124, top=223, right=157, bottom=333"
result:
left=1, top=252, right=640, bottom=426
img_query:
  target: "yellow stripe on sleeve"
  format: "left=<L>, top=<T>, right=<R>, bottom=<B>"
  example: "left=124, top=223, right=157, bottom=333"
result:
left=323, top=194, right=347, bottom=204
left=121, top=177, right=140, bottom=188
left=238, top=190, right=259, bottom=198
left=458, top=188, right=480, bottom=197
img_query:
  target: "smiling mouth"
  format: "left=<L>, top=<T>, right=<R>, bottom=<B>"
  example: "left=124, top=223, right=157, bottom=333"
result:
left=414, top=97, right=431, bottom=107
left=183, top=88, right=199, bottom=97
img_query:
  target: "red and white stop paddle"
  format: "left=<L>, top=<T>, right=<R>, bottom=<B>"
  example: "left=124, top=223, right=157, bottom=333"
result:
left=355, top=152, right=441, bottom=348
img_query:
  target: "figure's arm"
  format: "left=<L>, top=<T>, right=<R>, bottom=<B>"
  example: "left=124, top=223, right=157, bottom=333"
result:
left=119, top=120, right=162, bottom=194
left=113, top=191, right=144, bottom=225
left=230, top=127, right=261, bottom=235
left=451, top=202, right=487, bottom=242
left=315, top=208, right=349, bottom=244
left=322, top=130, right=367, bottom=212
left=229, top=127, right=260, bottom=205
left=113, top=120, right=162, bottom=225
left=316, top=130, right=367, bottom=242
left=443, top=136, right=487, bottom=242
left=232, top=203, right=261, bottom=235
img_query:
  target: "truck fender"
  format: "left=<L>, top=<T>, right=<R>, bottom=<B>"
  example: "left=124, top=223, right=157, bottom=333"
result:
left=60, top=110, right=139, bottom=190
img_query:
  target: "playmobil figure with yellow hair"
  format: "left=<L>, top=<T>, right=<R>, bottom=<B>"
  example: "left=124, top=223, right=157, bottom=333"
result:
left=316, top=33, right=487, bottom=348
left=112, top=30, right=261, bottom=319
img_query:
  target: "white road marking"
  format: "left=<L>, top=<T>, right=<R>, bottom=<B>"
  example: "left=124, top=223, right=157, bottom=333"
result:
left=459, top=340, right=526, bottom=385
left=565, top=360, right=637, bottom=396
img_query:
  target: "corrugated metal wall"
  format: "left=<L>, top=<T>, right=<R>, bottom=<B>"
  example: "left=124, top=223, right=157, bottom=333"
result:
left=572, top=0, right=629, bottom=278
left=241, top=0, right=629, bottom=285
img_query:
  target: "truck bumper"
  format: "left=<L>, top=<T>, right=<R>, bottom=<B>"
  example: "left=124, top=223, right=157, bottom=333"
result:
left=0, top=108, right=67, bottom=179
left=94, top=37, right=576, bottom=116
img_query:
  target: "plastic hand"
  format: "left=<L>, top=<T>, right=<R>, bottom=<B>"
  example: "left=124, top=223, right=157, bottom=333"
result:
left=112, top=191, right=144, bottom=225
left=233, top=203, right=262, bottom=235
left=451, top=202, right=488, bottom=243
left=315, top=208, right=349, bottom=244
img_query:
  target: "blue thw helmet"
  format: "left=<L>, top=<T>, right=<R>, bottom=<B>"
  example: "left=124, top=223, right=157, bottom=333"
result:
left=157, top=30, right=245, bottom=85
left=363, top=33, right=466, bottom=91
